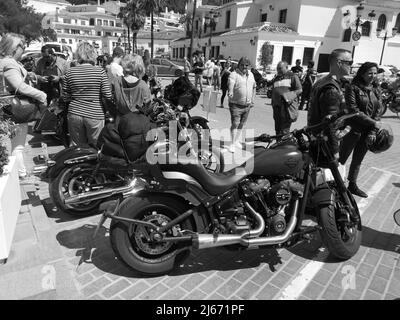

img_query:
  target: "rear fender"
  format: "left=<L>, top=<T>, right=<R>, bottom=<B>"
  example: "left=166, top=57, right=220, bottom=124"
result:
left=47, top=146, right=98, bottom=179
left=311, top=186, right=336, bottom=208
left=190, top=116, right=209, bottom=127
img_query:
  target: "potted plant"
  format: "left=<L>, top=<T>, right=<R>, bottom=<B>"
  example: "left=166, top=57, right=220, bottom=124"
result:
left=0, top=112, right=21, bottom=263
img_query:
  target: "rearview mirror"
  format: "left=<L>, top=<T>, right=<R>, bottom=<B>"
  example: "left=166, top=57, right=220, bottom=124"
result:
left=394, top=209, right=400, bottom=226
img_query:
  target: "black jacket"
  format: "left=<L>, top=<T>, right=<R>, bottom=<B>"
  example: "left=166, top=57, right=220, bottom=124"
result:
left=344, top=82, right=381, bottom=132
left=98, top=112, right=156, bottom=163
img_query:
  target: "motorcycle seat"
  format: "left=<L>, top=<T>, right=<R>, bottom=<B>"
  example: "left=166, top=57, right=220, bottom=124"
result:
left=160, top=162, right=248, bottom=195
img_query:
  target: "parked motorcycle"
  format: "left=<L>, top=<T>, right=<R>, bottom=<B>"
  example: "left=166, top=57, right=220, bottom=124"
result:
left=85, top=111, right=363, bottom=275
left=47, top=98, right=224, bottom=217
left=379, top=82, right=400, bottom=117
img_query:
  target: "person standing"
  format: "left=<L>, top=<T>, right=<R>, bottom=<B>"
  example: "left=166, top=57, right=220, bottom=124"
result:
left=299, top=60, right=317, bottom=111
left=291, top=59, right=304, bottom=79
left=307, top=48, right=352, bottom=167
left=62, top=42, right=113, bottom=148
left=35, top=45, right=70, bottom=104
left=339, top=62, right=383, bottom=198
left=184, top=56, right=191, bottom=79
left=227, top=56, right=256, bottom=152
left=213, top=60, right=221, bottom=91
left=192, top=54, right=204, bottom=93
left=107, top=46, right=124, bottom=78
left=270, top=61, right=302, bottom=135
left=219, top=63, right=230, bottom=108
left=0, top=33, right=47, bottom=178
left=204, top=58, right=215, bottom=86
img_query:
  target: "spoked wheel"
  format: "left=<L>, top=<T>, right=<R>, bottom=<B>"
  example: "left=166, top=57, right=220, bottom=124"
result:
left=50, top=163, right=106, bottom=216
left=317, top=188, right=362, bottom=260
left=110, top=195, right=195, bottom=275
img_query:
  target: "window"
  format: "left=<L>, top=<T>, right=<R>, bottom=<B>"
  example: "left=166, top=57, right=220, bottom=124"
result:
left=110, top=21, right=114, bottom=27
left=97, top=31, right=102, bottom=36
left=361, top=21, right=371, bottom=36
left=261, top=13, right=268, bottom=22
left=342, top=28, right=351, bottom=42
left=81, top=21, right=86, bottom=26
left=395, top=13, right=400, bottom=33
left=71, top=29, right=80, bottom=34
left=282, top=46, right=293, bottom=65
left=61, top=39, right=66, bottom=43
left=69, top=39, right=72, bottom=44
left=302, top=47, right=314, bottom=66
left=63, top=18, right=71, bottom=24
left=103, top=20, right=108, bottom=26
left=89, top=18, right=95, bottom=26
left=97, top=19, right=102, bottom=26
left=378, top=14, right=387, bottom=30
left=105, top=32, right=112, bottom=37
left=279, top=9, right=287, bottom=24
left=225, top=10, right=231, bottom=29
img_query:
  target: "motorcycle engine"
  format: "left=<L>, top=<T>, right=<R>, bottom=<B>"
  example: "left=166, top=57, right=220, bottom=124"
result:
left=242, top=178, right=303, bottom=236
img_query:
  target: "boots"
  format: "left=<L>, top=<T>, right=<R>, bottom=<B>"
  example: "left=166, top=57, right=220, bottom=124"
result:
left=348, top=182, right=368, bottom=198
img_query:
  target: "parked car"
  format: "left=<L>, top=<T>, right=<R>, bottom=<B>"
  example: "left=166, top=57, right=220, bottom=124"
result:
left=150, top=58, right=184, bottom=77
left=43, top=42, right=73, bottom=61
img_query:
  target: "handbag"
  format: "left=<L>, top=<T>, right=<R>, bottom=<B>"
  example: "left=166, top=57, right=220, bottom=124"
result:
left=0, top=69, right=43, bottom=124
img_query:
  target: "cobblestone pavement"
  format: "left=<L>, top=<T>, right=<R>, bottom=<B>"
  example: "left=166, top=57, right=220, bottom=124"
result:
left=8, top=90, right=400, bottom=300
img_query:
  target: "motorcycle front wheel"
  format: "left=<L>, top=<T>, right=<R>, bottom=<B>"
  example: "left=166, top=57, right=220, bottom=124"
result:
left=110, top=195, right=195, bottom=276
left=316, top=189, right=362, bottom=260
left=49, top=163, right=105, bottom=217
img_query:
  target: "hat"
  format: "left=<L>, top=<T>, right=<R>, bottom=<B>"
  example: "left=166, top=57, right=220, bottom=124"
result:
left=112, top=46, right=124, bottom=58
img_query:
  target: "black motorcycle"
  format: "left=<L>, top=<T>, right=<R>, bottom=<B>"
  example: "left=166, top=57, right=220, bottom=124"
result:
left=379, top=82, right=400, bottom=117
left=48, top=98, right=223, bottom=217
left=86, top=111, right=362, bottom=275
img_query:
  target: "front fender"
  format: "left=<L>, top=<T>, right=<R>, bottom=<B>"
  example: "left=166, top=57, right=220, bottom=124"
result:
left=311, top=186, right=336, bottom=207
left=46, top=146, right=98, bottom=179
left=190, top=116, right=209, bottom=126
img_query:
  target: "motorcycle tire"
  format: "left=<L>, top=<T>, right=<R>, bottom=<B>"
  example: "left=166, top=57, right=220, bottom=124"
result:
left=110, top=195, right=195, bottom=275
left=316, top=190, right=362, bottom=260
left=49, top=163, right=105, bottom=217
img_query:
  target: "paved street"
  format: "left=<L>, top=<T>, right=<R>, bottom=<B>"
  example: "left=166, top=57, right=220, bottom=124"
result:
left=1, top=85, right=400, bottom=300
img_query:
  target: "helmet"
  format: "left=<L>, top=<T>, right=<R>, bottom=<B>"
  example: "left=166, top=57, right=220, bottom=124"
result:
left=367, top=124, right=394, bottom=153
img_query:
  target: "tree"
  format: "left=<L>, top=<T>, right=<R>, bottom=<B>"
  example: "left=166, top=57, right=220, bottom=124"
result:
left=140, top=0, right=165, bottom=59
left=42, top=28, right=57, bottom=42
left=118, top=1, right=146, bottom=54
left=0, top=0, right=43, bottom=44
left=258, top=41, right=274, bottom=71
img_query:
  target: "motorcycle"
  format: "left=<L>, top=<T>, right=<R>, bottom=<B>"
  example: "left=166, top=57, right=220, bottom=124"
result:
left=47, top=98, right=224, bottom=217
left=379, top=82, right=400, bottom=117
left=84, top=111, right=363, bottom=276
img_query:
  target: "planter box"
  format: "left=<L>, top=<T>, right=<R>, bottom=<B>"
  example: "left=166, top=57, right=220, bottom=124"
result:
left=0, top=156, right=21, bottom=262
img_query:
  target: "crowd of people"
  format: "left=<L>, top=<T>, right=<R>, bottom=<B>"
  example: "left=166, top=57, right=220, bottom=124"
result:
left=0, top=32, right=394, bottom=200
left=0, top=33, right=159, bottom=179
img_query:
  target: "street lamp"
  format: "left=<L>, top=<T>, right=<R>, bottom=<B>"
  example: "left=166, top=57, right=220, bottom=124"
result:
left=351, top=1, right=365, bottom=59
left=204, top=10, right=221, bottom=59
left=377, top=27, right=398, bottom=65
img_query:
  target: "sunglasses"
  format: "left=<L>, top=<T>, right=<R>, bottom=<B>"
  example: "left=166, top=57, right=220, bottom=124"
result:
left=338, top=59, right=353, bottom=66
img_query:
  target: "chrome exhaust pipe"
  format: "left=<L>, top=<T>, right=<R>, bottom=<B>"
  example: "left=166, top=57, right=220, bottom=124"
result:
left=64, top=178, right=143, bottom=205
left=193, top=200, right=299, bottom=249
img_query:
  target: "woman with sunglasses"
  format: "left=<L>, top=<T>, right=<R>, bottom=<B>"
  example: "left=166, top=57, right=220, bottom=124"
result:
left=339, top=61, right=383, bottom=198
left=0, top=33, right=47, bottom=179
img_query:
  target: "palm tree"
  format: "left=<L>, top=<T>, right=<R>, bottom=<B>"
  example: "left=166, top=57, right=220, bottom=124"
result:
left=140, top=0, right=165, bottom=59
left=118, top=1, right=146, bottom=54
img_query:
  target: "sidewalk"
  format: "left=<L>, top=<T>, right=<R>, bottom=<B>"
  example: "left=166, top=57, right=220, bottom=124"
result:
left=0, top=131, right=80, bottom=300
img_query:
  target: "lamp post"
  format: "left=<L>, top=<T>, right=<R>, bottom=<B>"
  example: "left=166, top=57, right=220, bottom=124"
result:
left=377, top=27, right=398, bottom=65
left=351, top=1, right=365, bottom=59
left=204, top=10, right=220, bottom=59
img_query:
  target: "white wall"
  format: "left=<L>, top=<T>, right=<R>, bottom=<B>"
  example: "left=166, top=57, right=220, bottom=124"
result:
left=26, top=0, right=67, bottom=13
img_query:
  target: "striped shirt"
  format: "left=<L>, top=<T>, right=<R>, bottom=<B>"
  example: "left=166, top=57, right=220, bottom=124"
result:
left=62, top=63, right=113, bottom=120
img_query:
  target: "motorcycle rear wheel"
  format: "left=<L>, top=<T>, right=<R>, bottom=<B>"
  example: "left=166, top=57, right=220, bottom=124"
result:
left=49, top=163, right=105, bottom=217
left=317, top=190, right=362, bottom=260
left=110, top=195, right=195, bottom=276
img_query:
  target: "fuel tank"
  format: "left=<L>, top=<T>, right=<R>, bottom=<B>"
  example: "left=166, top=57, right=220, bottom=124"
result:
left=252, top=144, right=304, bottom=176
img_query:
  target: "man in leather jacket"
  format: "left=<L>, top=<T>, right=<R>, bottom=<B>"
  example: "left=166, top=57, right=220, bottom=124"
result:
left=307, top=49, right=352, bottom=159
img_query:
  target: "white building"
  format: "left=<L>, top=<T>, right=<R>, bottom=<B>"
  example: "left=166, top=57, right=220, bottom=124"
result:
left=26, top=0, right=68, bottom=14
left=172, top=0, right=400, bottom=71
